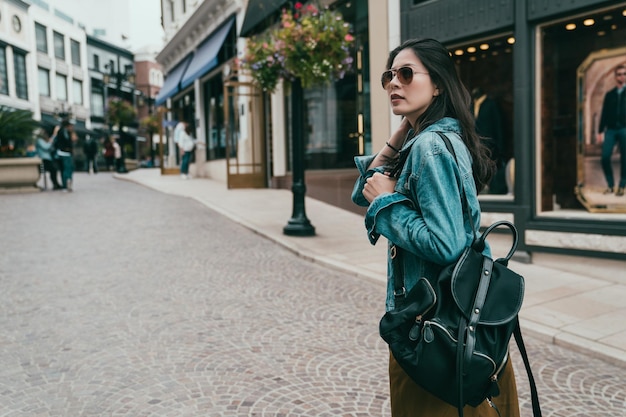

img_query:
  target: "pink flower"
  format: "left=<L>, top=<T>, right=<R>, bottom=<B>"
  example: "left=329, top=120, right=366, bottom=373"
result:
left=295, top=2, right=303, bottom=9
left=344, top=34, right=354, bottom=42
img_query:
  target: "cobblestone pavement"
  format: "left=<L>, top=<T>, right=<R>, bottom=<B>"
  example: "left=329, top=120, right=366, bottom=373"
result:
left=0, top=173, right=624, bottom=417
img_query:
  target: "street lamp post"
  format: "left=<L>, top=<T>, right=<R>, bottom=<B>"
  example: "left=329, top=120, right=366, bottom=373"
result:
left=283, top=78, right=315, bottom=236
left=103, top=63, right=136, bottom=173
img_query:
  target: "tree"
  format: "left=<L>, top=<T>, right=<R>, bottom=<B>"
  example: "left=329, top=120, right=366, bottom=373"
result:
left=0, top=106, right=39, bottom=157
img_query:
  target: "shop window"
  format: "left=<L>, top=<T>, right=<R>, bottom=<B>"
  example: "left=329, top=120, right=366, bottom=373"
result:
left=450, top=34, right=515, bottom=196
left=13, top=51, right=28, bottom=100
left=301, top=0, right=370, bottom=170
left=540, top=5, right=626, bottom=213
left=204, top=76, right=225, bottom=160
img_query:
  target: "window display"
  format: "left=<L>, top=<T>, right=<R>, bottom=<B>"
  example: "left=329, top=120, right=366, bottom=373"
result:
left=541, top=5, right=626, bottom=212
left=450, top=34, right=514, bottom=196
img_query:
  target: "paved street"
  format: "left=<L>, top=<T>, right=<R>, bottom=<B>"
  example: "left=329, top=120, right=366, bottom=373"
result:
left=0, top=173, right=625, bottom=416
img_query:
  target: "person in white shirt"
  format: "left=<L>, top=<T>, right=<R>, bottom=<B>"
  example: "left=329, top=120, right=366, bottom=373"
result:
left=177, top=121, right=197, bottom=179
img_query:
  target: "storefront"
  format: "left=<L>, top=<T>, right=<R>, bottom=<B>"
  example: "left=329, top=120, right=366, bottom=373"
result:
left=399, top=0, right=626, bottom=259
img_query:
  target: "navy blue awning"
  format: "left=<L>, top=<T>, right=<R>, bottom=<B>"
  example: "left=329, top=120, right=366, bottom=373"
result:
left=155, top=54, right=193, bottom=106
left=180, top=17, right=235, bottom=90
left=240, top=0, right=288, bottom=38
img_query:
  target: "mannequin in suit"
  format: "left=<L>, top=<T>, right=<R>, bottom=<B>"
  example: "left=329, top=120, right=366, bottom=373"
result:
left=472, top=87, right=507, bottom=194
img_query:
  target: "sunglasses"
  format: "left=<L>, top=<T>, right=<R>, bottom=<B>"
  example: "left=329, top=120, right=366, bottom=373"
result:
left=381, top=66, right=429, bottom=89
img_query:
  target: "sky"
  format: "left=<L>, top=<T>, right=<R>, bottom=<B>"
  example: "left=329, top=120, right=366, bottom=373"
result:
left=48, top=0, right=164, bottom=53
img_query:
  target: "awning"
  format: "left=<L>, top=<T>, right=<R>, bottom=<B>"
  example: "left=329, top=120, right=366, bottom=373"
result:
left=180, top=17, right=235, bottom=90
left=155, top=54, right=193, bottom=106
left=239, top=0, right=288, bottom=38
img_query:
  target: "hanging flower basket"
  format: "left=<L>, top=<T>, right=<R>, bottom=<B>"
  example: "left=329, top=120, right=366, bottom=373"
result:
left=242, top=2, right=354, bottom=92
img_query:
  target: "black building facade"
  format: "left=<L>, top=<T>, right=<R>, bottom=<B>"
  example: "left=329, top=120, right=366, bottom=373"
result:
left=401, top=0, right=626, bottom=259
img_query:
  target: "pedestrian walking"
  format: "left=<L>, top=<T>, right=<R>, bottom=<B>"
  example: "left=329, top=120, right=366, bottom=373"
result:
left=83, top=136, right=99, bottom=174
left=54, top=119, right=76, bottom=192
left=597, top=64, right=626, bottom=196
left=35, top=128, right=62, bottom=190
left=176, top=121, right=197, bottom=179
left=103, top=135, right=115, bottom=171
left=112, top=136, right=123, bottom=173
left=351, top=38, right=519, bottom=416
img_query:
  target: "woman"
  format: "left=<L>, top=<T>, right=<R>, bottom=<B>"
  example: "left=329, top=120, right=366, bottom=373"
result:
left=351, top=39, right=520, bottom=416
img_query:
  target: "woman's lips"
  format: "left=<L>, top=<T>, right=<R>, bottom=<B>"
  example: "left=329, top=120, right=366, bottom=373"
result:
left=390, top=94, right=404, bottom=103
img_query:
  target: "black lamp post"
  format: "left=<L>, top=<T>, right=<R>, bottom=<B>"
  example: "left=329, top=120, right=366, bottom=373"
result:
left=283, top=78, right=315, bottom=236
left=103, top=63, right=136, bottom=172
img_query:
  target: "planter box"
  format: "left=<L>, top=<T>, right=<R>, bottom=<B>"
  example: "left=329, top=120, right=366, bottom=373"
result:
left=0, top=157, right=42, bottom=193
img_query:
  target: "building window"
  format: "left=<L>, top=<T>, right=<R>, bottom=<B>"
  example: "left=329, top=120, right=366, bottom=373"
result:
left=93, top=54, right=100, bottom=71
left=35, top=23, right=48, bottom=53
left=38, top=67, right=50, bottom=96
left=539, top=5, right=626, bottom=214
left=56, top=73, right=67, bottom=101
left=91, top=89, right=104, bottom=117
left=450, top=34, right=515, bottom=196
left=53, top=31, right=65, bottom=60
left=70, top=39, right=80, bottom=66
left=72, top=79, right=83, bottom=105
left=13, top=51, right=28, bottom=100
left=169, top=0, right=175, bottom=21
left=0, top=46, right=7, bottom=96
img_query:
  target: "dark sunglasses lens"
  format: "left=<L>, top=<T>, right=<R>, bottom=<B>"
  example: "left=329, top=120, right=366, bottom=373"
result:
left=381, top=71, right=393, bottom=88
left=397, top=67, right=413, bottom=84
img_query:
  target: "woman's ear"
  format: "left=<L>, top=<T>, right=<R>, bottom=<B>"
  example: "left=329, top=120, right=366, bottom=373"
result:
left=433, top=88, right=440, bottom=97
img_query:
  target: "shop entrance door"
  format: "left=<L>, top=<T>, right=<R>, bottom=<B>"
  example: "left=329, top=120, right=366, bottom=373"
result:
left=224, top=74, right=267, bottom=188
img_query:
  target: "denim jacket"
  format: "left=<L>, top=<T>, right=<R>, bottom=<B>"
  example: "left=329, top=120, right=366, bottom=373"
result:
left=351, top=117, right=483, bottom=311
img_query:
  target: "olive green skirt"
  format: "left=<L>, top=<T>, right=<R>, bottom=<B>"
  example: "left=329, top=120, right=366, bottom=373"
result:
left=389, top=352, right=520, bottom=417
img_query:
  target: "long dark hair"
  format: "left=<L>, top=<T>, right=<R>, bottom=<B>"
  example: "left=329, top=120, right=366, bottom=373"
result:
left=386, top=38, right=494, bottom=191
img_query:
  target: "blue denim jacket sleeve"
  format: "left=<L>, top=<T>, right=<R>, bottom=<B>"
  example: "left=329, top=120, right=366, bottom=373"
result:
left=353, top=125, right=479, bottom=266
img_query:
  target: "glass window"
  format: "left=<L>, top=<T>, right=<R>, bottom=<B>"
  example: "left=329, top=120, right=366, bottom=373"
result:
left=204, top=76, right=224, bottom=160
left=70, top=39, right=80, bottom=66
left=38, top=67, right=50, bottom=96
left=301, top=0, right=370, bottom=170
left=13, top=51, right=28, bottom=100
left=72, top=79, right=82, bottom=104
left=540, top=6, right=626, bottom=214
left=93, top=54, right=100, bottom=71
left=53, top=31, right=65, bottom=60
left=35, top=23, right=48, bottom=53
left=56, top=73, right=67, bottom=101
left=450, top=34, right=515, bottom=196
left=0, top=46, right=7, bottom=96
left=91, top=89, right=104, bottom=117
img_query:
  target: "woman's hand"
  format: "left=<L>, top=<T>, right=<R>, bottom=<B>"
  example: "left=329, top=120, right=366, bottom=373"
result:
left=362, top=172, right=397, bottom=203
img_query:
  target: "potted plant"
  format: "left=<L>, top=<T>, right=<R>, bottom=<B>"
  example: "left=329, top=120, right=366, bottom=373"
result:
left=0, top=106, right=42, bottom=192
left=242, top=2, right=354, bottom=92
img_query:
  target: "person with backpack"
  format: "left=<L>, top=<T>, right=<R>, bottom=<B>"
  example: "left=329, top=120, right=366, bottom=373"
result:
left=351, top=39, right=520, bottom=416
left=83, top=136, right=99, bottom=174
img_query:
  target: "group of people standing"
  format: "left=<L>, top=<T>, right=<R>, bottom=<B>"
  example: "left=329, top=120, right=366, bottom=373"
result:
left=35, top=118, right=126, bottom=191
left=35, top=119, right=76, bottom=192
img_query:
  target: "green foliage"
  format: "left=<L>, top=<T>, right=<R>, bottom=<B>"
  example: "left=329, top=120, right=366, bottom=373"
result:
left=0, top=106, right=39, bottom=157
left=140, top=114, right=159, bottom=136
left=242, top=2, right=354, bottom=92
left=107, top=98, right=137, bottom=128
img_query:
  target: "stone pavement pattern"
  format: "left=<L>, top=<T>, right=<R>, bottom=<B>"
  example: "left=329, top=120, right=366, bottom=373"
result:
left=0, top=173, right=624, bottom=416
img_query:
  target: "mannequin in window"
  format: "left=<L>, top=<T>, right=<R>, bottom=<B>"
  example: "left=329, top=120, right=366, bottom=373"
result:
left=472, top=87, right=507, bottom=194
left=597, top=64, right=626, bottom=197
